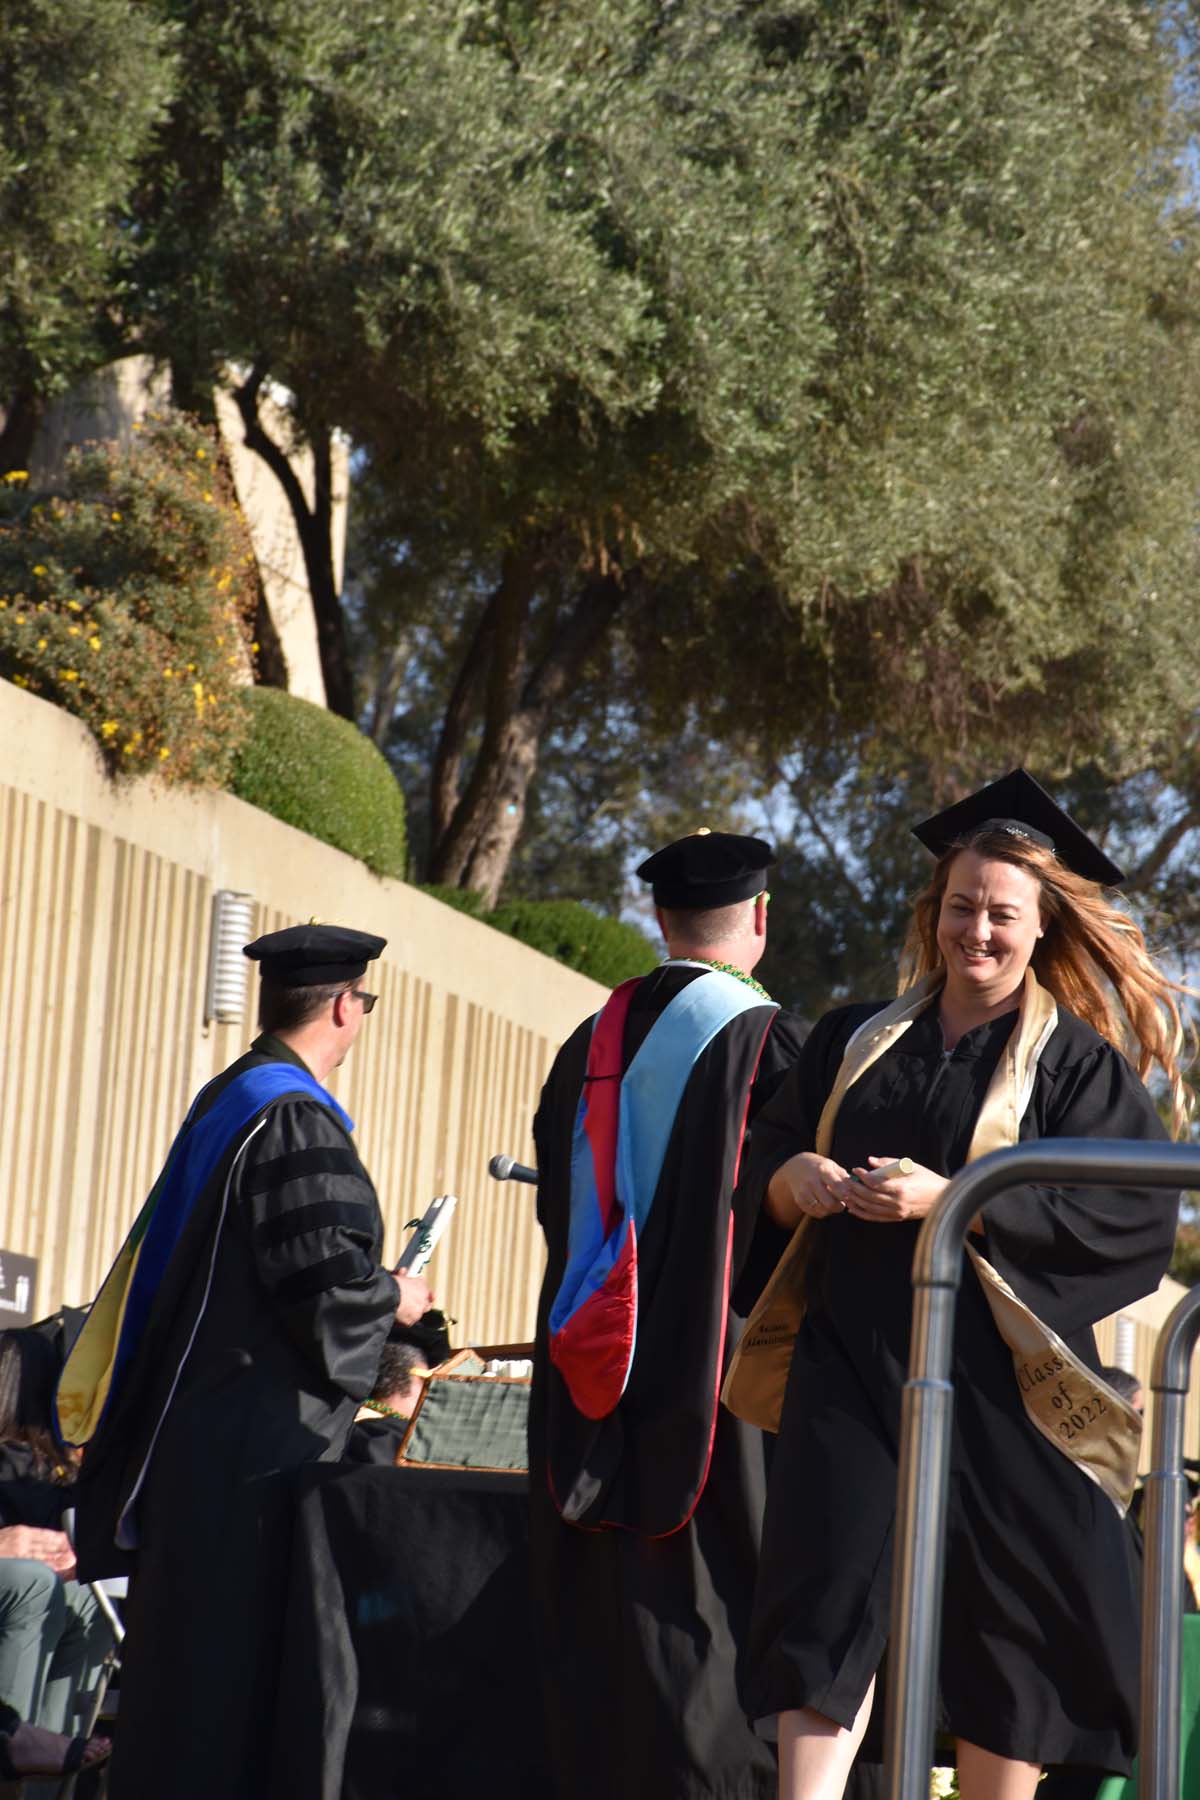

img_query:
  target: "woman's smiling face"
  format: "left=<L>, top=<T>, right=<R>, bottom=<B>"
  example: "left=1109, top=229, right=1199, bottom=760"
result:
left=936, top=849, right=1044, bottom=1005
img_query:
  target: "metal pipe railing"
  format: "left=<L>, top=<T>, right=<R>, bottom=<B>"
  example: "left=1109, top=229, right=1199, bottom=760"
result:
left=1140, top=1280, right=1200, bottom=1800
left=886, top=1137, right=1200, bottom=1800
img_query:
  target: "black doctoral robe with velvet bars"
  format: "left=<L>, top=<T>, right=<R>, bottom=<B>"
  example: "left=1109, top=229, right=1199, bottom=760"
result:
left=740, top=1001, right=1178, bottom=1773
left=529, top=964, right=804, bottom=1800
left=75, top=1035, right=398, bottom=1800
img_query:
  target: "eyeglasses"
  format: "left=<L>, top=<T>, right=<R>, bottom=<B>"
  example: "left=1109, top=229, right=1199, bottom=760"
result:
left=351, top=989, right=378, bottom=1014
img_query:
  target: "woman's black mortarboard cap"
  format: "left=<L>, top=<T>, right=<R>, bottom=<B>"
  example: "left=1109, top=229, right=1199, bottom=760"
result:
left=243, top=923, right=387, bottom=987
left=636, top=830, right=774, bottom=909
left=912, top=769, right=1124, bottom=886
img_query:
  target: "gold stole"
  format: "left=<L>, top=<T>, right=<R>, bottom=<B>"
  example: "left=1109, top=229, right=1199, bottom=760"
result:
left=721, top=968, right=1142, bottom=1514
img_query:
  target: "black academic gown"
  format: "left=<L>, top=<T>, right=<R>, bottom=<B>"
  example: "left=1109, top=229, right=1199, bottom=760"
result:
left=740, top=1001, right=1178, bottom=1772
left=529, top=964, right=805, bottom=1800
left=343, top=1411, right=409, bottom=1466
left=76, top=1035, right=398, bottom=1800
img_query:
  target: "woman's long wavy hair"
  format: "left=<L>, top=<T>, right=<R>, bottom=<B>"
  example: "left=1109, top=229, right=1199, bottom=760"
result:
left=899, top=825, right=1195, bottom=1137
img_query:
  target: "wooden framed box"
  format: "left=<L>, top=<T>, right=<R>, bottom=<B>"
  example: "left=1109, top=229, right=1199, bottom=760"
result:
left=395, top=1347, right=532, bottom=1474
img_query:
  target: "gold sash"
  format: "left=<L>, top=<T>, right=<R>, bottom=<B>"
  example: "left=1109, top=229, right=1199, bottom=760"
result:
left=722, top=968, right=1142, bottom=1513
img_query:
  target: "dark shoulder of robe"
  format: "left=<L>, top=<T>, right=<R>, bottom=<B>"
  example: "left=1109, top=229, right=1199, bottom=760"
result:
left=739, top=1001, right=1178, bottom=1772
left=80, top=1035, right=398, bottom=1800
left=343, top=1414, right=409, bottom=1466
left=528, top=966, right=803, bottom=1800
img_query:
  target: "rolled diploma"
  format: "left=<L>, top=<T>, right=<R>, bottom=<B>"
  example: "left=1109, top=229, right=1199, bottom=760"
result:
left=395, top=1193, right=458, bottom=1274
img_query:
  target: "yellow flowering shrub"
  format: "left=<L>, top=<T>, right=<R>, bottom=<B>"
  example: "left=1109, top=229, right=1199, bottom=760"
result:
left=0, top=415, right=254, bottom=781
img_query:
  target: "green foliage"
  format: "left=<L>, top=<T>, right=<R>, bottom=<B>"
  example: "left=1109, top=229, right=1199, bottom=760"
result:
left=1170, top=1222, right=1200, bottom=1289
left=754, top=748, right=931, bottom=1017
left=418, top=884, right=488, bottom=918
left=0, top=414, right=254, bottom=780
left=0, top=0, right=175, bottom=405
left=20, top=0, right=1200, bottom=924
left=230, top=685, right=407, bottom=877
left=419, top=882, right=656, bottom=988
left=488, top=899, right=658, bottom=987
left=321, top=0, right=1200, bottom=906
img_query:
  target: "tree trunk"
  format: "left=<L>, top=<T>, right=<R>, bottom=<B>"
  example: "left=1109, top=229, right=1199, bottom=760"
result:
left=428, top=584, right=502, bottom=845
left=459, top=711, right=542, bottom=906
left=0, top=391, right=43, bottom=475
left=427, top=565, right=632, bottom=905
left=427, top=548, right=540, bottom=887
left=231, top=368, right=356, bottom=719
left=364, top=635, right=412, bottom=747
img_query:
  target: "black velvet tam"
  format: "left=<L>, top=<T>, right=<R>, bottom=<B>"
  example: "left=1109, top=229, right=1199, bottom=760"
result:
left=243, top=923, right=386, bottom=987
left=913, top=768, right=1124, bottom=886
left=636, top=830, right=774, bottom=909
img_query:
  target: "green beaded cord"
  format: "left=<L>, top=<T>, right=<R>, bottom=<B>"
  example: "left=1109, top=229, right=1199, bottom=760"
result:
left=669, top=958, right=773, bottom=1002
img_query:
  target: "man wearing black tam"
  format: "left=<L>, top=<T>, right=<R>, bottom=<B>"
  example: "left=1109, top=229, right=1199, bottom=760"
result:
left=62, top=922, right=430, bottom=1800
left=528, top=831, right=806, bottom=1800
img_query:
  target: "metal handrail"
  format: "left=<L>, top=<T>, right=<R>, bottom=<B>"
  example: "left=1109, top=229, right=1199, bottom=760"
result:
left=886, top=1137, right=1200, bottom=1800
left=1140, top=1281, right=1200, bottom=1800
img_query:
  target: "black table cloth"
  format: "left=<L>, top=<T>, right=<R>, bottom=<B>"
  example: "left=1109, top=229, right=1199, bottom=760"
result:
left=272, top=1463, right=552, bottom=1800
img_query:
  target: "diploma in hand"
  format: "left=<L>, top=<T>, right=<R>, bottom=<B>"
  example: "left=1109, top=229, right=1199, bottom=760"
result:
left=395, top=1193, right=458, bottom=1274
left=867, top=1157, right=915, bottom=1182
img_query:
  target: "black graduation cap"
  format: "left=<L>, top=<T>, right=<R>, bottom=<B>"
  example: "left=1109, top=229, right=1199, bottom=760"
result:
left=243, top=923, right=387, bottom=987
left=912, top=769, right=1124, bottom=886
left=636, top=830, right=774, bottom=909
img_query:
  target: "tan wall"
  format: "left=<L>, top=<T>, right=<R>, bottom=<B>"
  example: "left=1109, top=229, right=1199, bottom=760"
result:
left=0, top=677, right=606, bottom=1342
left=27, top=356, right=168, bottom=479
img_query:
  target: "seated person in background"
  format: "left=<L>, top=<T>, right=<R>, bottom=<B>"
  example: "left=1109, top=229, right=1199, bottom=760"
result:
left=345, top=1343, right=430, bottom=1465
left=0, top=1700, right=110, bottom=1784
left=1100, top=1365, right=1143, bottom=1416
left=0, top=1330, right=113, bottom=1740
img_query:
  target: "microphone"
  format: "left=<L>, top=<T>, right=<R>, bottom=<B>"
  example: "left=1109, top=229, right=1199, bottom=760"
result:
left=489, top=1154, right=538, bottom=1185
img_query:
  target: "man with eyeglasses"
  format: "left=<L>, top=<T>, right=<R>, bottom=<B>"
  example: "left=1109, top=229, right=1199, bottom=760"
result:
left=64, top=923, right=429, bottom=1800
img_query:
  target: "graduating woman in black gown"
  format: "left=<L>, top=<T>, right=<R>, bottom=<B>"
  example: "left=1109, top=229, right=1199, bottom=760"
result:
left=729, top=772, right=1191, bottom=1800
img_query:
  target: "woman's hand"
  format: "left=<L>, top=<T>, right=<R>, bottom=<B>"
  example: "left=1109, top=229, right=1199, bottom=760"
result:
left=840, top=1156, right=948, bottom=1224
left=765, top=1152, right=851, bottom=1228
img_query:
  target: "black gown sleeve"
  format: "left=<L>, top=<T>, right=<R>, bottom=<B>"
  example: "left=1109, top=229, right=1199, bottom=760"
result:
left=736, top=1003, right=884, bottom=1207
left=978, top=1036, right=1179, bottom=1339
left=533, top=1020, right=592, bottom=1239
left=728, top=1008, right=810, bottom=1308
left=237, top=1098, right=399, bottom=1398
left=748, top=1008, right=809, bottom=1115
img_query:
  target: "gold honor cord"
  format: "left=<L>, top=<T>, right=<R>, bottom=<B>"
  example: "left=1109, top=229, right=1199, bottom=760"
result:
left=723, top=968, right=1141, bottom=1513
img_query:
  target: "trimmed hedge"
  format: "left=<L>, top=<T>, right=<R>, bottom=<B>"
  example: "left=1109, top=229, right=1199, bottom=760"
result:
left=418, top=883, right=488, bottom=918
left=488, top=897, right=658, bottom=987
left=229, top=686, right=407, bottom=878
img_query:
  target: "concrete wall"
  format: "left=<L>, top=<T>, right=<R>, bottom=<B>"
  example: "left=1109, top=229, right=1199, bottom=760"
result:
left=0, top=676, right=605, bottom=1342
